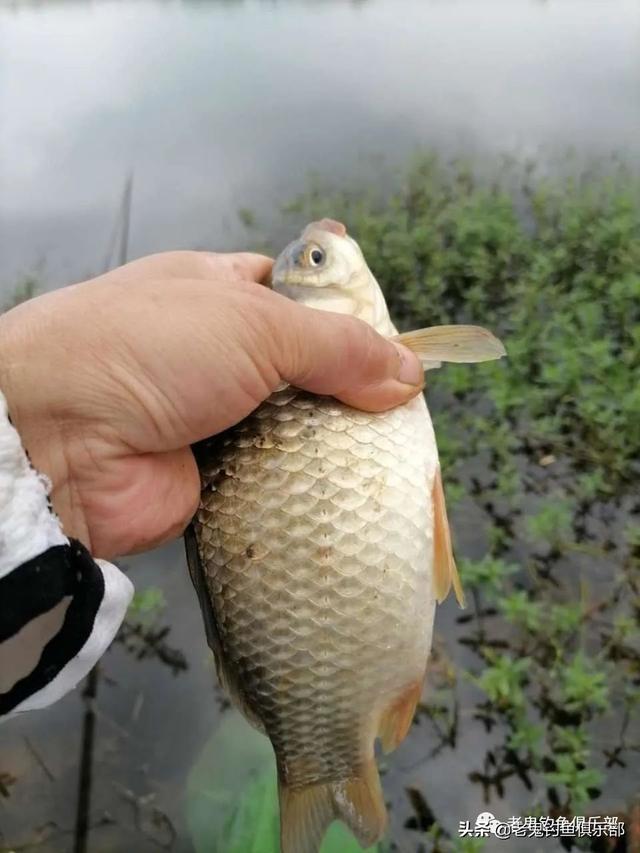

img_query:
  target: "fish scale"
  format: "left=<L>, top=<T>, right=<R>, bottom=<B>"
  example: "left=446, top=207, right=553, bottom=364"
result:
left=192, top=386, right=437, bottom=795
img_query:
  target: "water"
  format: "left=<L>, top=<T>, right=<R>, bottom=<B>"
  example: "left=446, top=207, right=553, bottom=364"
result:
left=1, top=0, right=639, bottom=292
left=1, top=2, right=639, bottom=850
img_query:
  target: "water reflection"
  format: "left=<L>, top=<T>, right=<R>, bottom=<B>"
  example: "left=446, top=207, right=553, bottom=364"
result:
left=1, top=0, right=638, bottom=289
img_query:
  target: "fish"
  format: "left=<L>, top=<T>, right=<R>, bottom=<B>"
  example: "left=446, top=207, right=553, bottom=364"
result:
left=185, top=218, right=506, bottom=853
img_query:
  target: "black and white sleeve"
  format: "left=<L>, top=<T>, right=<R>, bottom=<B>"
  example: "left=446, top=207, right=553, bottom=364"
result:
left=0, top=390, right=133, bottom=719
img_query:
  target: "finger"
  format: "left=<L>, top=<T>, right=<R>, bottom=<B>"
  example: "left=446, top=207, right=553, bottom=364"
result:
left=93, top=250, right=273, bottom=286
left=260, top=291, right=425, bottom=412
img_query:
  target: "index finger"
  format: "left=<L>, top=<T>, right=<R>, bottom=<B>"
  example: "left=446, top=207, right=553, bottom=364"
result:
left=91, top=251, right=274, bottom=287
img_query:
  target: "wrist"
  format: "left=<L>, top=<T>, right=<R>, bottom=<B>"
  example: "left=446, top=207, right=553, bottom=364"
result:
left=0, top=310, right=18, bottom=418
left=0, top=306, right=87, bottom=547
left=0, top=387, right=69, bottom=576
left=0, top=367, right=134, bottom=715
left=0, top=305, right=36, bottom=436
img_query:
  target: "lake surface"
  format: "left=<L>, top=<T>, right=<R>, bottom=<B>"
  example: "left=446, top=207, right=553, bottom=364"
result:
left=1, top=0, right=639, bottom=292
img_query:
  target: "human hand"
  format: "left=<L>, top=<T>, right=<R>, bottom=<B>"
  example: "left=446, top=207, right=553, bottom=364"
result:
left=0, top=251, right=424, bottom=559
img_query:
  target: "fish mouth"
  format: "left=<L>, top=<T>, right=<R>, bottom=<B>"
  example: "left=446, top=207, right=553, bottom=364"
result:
left=270, top=242, right=301, bottom=286
left=273, top=278, right=345, bottom=299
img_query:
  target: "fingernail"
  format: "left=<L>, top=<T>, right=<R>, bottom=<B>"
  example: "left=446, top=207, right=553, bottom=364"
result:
left=393, top=342, right=424, bottom=386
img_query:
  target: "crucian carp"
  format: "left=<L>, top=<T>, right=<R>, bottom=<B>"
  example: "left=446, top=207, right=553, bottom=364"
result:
left=186, top=219, right=506, bottom=853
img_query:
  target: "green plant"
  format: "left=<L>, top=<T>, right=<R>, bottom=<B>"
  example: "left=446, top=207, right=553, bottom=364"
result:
left=476, top=655, right=530, bottom=712
left=526, top=498, right=574, bottom=548
left=458, top=557, right=519, bottom=597
left=127, top=586, right=166, bottom=625
left=555, top=654, right=610, bottom=715
left=543, top=753, right=604, bottom=812
left=499, top=592, right=543, bottom=632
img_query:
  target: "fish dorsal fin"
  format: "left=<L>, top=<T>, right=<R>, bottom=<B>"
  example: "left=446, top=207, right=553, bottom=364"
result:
left=394, top=325, right=506, bottom=368
left=432, top=466, right=466, bottom=608
left=303, top=218, right=347, bottom=237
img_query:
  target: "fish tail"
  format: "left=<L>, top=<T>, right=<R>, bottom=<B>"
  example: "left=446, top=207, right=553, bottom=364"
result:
left=279, top=760, right=387, bottom=853
left=279, top=778, right=334, bottom=853
left=333, top=759, right=387, bottom=846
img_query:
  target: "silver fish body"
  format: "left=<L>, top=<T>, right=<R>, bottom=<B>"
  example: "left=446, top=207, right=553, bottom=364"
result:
left=189, top=385, right=438, bottom=851
left=186, top=219, right=495, bottom=852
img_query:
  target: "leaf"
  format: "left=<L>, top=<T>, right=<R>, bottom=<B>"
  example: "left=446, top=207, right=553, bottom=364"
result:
left=186, top=711, right=384, bottom=853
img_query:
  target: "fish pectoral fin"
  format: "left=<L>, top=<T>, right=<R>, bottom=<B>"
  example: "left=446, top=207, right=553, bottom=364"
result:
left=394, top=325, right=506, bottom=367
left=184, top=524, right=265, bottom=732
left=279, top=760, right=387, bottom=853
left=432, top=466, right=466, bottom=608
left=378, top=680, right=423, bottom=753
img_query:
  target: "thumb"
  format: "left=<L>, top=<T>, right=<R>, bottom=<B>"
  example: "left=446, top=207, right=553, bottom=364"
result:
left=263, top=292, right=425, bottom=411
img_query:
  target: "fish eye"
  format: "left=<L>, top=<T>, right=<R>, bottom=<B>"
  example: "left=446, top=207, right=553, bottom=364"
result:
left=308, top=246, right=325, bottom=267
